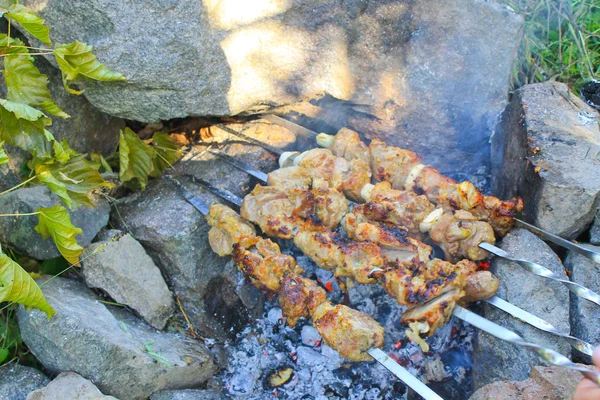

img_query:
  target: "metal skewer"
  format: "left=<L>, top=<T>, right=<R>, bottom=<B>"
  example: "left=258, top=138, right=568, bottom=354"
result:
left=485, top=296, right=594, bottom=356
left=453, top=306, right=600, bottom=385
left=257, top=114, right=600, bottom=264
left=164, top=174, right=444, bottom=400
left=480, top=242, right=600, bottom=307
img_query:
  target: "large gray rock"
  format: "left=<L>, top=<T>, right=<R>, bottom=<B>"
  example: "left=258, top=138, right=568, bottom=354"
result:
left=16, top=277, right=217, bottom=400
left=473, top=229, right=571, bottom=390
left=110, top=176, right=264, bottom=340
left=82, top=233, right=175, bottom=329
left=0, top=364, right=49, bottom=400
left=492, top=81, right=600, bottom=238
left=590, top=209, right=600, bottom=245
left=18, top=0, right=522, bottom=172
left=150, top=390, right=227, bottom=400
left=565, top=251, right=600, bottom=363
left=469, top=365, right=590, bottom=400
left=26, top=372, right=117, bottom=400
left=0, top=186, right=110, bottom=260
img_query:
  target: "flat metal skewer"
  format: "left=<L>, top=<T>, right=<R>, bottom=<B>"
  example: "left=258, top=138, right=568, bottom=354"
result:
left=515, top=219, right=600, bottom=264
left=480, top=242, right=600, bottom=307
left=453, top=306, right=600, bottom=385
left=485, top=296, right=594, bottom=356
left=164, top=174, right=443, bottom=400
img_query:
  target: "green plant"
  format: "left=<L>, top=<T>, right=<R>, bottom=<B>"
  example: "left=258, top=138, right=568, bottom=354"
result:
left=0, top=1, right=183, bottom=331
left=505, top=0, right=600, bottom=93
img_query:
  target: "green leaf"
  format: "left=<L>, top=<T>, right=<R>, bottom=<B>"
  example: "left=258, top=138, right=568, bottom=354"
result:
left=53, top=41, right=125, bottom=94
left=35, top=169, right=71, bottom=208
left=0, top=141, right=8, bottom=165
left=4, top=4, right=51, bottom=46
left=0, top=34, right=29, bottom=55
left=3, top=54, right=68, bottom=118
left=34, top=205, right=83, bottom=265
left=119, top=128, right=155, bottom=190
left=0, top=99, right=52, bottom=157
left=0, top=253, right=55, bottom=318
left=150, top=132, right=182, bottom=177
left=0, top=347, right=8, bottom=364
left=90, top=152, right=113, bottom=173
left=52, top=140, right=69, bottom=163
left=35, top=155, right=113, bottom=209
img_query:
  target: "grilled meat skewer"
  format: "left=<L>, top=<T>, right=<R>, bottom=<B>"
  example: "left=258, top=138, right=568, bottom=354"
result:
left=205, top=202, right=385, bottom=361
left=316, top=128, right=523, bottom=236
left=274, top=152, right=496, bottom=262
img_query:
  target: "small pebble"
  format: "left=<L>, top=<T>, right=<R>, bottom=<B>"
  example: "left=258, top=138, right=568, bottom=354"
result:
left=268, top=308, right=284, bottom=324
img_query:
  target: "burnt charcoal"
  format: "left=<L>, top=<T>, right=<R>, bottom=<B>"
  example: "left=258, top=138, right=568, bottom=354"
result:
left=581, top=81, right=600, bottom=110
left=324, top=382, right=349, bottom=398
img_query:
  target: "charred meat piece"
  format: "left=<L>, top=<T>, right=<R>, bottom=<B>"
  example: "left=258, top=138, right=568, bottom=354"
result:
left=288, top=188, right=349, bottom=228
left=233, top=236, right=303, bottom=293
left=369, top=138, right=422, bottom=190
left=326, top=127, right=370, bottom=164
left=279, top=273, right=327, bottom=327
left=462, top=270, right=500, bottom=303
left=296, top=148, right=371, bottom=203
left=267, top=166, right=312, bottom=190
left=359, top=181, right=435, bottom=234
left=402, top=289, right=464, bottom=352
left=342, top=212, right=432, bottom=266
left=481, top=195, right=525, bottom=237
left=241, top=185, right=349, bottom=239
left=312, top=301, right=385, bottom=361
left=241, top=185, right=298, bottom=239
left=425, top=210, right=496, bottom=262
left=293, top=224, right=385, bottom=284
left=207, top=203, right=256, bottom=256
left=381, top=259, right=466, bottom=306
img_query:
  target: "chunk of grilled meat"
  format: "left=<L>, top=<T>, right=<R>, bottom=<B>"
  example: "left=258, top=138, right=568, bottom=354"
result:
left=359, top=181, right=435, bottom=235
left=326, top=127, right=370, bottom=164
left=324, top=131, right=523, bottom=236
left=381, top=258, right=496, bottom=306
left=241, top=185, right=298, bottom=239
left=370, top=138, right=423, bottom=190
left=232, top=236, right=303, bottom=293
left=402, top=289, right=464, bottom=352
left=241, top=185, right=349, bottom=239
left=296, top=148, right=371, bottom=202
left=312, top=301, right=385, bottom=361
left=342, top=212, right=432, bottom=266
left=289, top=188, right=349, bottom=229
left=267, top=166, right=312, bottom=191
left=279, top=273, right=327, bottom=327
left=462, top=270, right=500, bottom=303
left=207, top=203, right=257, bottom=256
left=425, top=210, right=496, bottom=262
left=293, top=223, right=385, bottom=284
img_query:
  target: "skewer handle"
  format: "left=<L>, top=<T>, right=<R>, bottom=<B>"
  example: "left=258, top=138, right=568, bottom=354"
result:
left=485, top=296, right=594, bottom=356
left=453, top=306, right=600, bottom=386
left=480, top=242, right=600, bottom=307
left=368, top=348, right=444, bottom=400
left=515, top=219, right=600, bottom=264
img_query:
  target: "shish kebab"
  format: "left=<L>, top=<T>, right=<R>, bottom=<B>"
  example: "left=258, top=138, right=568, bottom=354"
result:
left=263, top=113, right=600, bottom=265
left=206, top=150, right=594, bottom=357
left=219, top=118, right=600, bottom=306
left=180, top=174, right=600, bottom=387
left=164, top=176, right=444, bottom=400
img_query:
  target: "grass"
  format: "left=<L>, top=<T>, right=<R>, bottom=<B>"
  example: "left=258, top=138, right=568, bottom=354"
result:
left=504, top=0, right=600, bottom=93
